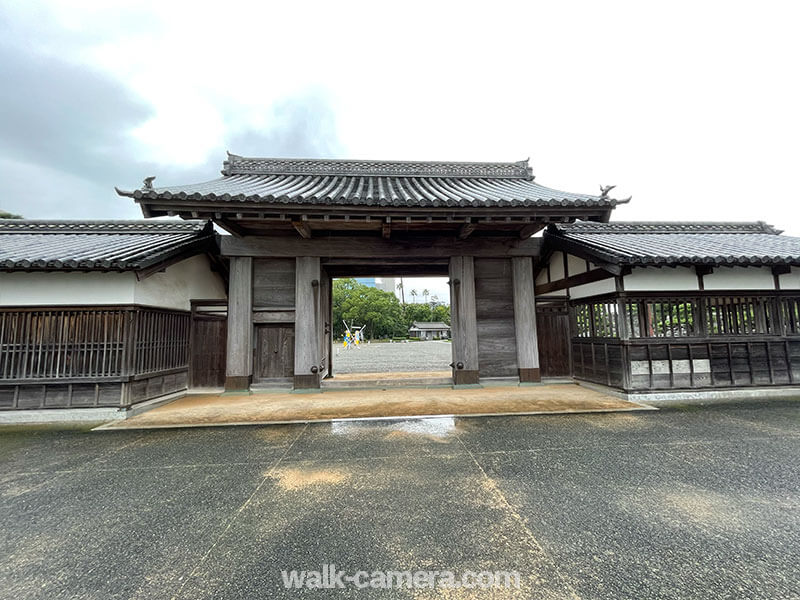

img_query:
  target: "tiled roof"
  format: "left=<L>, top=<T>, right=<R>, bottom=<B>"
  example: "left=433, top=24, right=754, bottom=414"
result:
left=117, top=154, right=624, bottom=210
left=545, top=221, right=800, bottom=267
left=409, top=321, right=450, bottom=330
left=0, top=220, right=215, bottom=271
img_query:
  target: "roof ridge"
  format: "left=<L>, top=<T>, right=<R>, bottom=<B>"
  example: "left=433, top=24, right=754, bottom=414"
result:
left=222, top=153, right=534, bottom=180
left=0, top=219, right=210, bottom=234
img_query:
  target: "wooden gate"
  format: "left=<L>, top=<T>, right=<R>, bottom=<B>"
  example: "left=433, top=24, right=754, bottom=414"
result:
left=254, top=324, right=295, bottom=381
left=536, top=300, right=571, bottom=377
left=190, top=301, right=227, bottom=389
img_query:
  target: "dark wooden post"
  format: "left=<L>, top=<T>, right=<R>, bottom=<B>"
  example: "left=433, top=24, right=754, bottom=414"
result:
left=449, top=256, right=480, bottom=386
left=294, top=256, right=322, bottom=390
left=225, top=256, right=253, bottom=392
left=512, top=256, right=541, bottom=382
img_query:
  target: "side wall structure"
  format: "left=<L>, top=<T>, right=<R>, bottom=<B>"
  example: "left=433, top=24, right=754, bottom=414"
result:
left=538, top=251, right=800, bottom=392
left=0, top=255, right=227, bottom=410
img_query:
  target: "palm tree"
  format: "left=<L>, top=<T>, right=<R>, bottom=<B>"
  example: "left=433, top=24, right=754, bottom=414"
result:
left=410, top=289, right=418, bottom=303
left=422, top=289, right=429, bottom=304
left=396, top=279, right=405, bottom=305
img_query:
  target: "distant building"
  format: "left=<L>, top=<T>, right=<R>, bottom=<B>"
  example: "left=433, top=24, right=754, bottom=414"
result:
left=408, top=321, right=450, bottom=340
left=375, top=277, right=396, bottom=294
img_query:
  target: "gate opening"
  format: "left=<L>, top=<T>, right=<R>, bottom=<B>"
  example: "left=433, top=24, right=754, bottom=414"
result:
left=327, top=276, right=452, bottom=386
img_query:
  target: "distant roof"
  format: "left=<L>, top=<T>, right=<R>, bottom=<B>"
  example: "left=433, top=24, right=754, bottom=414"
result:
left=0, top=220, right=216, bottom=272
left=544, top=221, right=800, bottom=267
left=117, top=153, right=625, bottom=211
left=409, top=321, right=450, bottom=330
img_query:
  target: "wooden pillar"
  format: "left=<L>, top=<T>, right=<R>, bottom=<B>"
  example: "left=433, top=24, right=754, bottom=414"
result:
left=294, top=256, right=321, bottom=390
left=449, top=256, right=480, bottom=385
left=512, top=256, right=541, bottom=382
left=225, top=256, right=253, bottom=391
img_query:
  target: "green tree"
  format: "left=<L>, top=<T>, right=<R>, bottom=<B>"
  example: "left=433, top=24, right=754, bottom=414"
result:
left=0, top=210, right=23, bottom=219
left=431, top=304, right=451, bottom=325
left=409, top=289, right=418, bottom=303
left=422, top=288, right=429, bottom=303
left=333, top=279, right=405, bottom=339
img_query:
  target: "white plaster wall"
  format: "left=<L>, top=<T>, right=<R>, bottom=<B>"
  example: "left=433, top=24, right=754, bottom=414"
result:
left=0, top=271, right=134, bottom=306
left=134, top=254, right=227, bottom=311
left=624, top=267, right=699, bottom=292
left=535, top=269, right=549, bottom=286
left=779, top=266, right=800, bottom=289
left=703, top=266, right=775, bottom=290
left=570, top=278, right=616, bottom=299
left=549, top=251, right=565, bottom=280
left=566, top=254, right=588, bottom=278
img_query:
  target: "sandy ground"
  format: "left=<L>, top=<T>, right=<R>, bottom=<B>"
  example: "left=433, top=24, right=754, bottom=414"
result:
left=333, top=340, right=452, bottom=373
left=99, top=383, right=649, bottom=430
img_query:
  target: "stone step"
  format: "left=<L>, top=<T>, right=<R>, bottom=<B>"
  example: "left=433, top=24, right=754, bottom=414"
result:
left=322, top=376, right=452, bottom=389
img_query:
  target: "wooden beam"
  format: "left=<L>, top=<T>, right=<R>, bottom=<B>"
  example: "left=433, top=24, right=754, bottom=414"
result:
left=512, top=256, right=541, bottom=382
left=458, top=220, right=477, bottom=240
left=213, top=218, right=247, bottom=237
left=534, top=268, right=616, bottom=295
left=292, top=220, right=312, bottom=239
left=221, top=235, right=543, bottom=259
left=518, top=224, right=540, bottom=239
left=225, top=257, right=253, bottom=391
left=382, top=219, right=391, bottom=239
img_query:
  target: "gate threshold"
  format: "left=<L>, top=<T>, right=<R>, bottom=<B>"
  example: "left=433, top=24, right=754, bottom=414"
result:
left=94, top=383, right=655, bottom=431
left=322, top=370, right=452, bottom=390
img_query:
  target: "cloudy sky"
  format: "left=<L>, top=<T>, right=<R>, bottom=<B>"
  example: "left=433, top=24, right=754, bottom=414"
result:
left=1, top=1, right=798, bottom=297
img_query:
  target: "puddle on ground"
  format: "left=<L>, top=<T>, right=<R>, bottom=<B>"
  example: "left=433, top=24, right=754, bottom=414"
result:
left=582, top=413, right=647, bottom=430
left=329, top=417, right=456, bottom=440
left=269, top=467, right=350, bottom=491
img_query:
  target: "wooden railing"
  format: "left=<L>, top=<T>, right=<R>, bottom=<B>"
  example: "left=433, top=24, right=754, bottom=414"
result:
left=570, top=291, right=800, bottom=390
left=0, top=306, right=189, bottom=381
left=571, top=291, right=800, bottom=340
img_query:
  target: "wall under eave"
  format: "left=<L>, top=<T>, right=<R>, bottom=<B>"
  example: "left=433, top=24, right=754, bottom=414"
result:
left=0, top=271, right=135, bottom=305
left=570, top=278, right=616, bottom=299
left=0, top=254, right=227, bottom=309
left=134, top=254, right=227, bottom=311
left=703, top=266, right=775, bottom=290
left=623, top=267, right=699, bottom=292
left=779, top=266, right=800, bottom=289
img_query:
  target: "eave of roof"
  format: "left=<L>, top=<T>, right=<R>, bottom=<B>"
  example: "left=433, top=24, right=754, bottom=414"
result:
left=115, top=155, right=627, bottom=214
left=543, top=221, right=800, bottom=268
left=0, top=219, right=217, bottom=272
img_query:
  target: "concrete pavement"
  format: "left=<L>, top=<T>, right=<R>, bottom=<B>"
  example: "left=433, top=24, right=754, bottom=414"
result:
left=1, top=400, right=798, bottom=599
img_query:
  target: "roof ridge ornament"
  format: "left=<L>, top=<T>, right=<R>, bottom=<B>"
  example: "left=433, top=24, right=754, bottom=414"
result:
left=221, top=153, right=534, bottom=179
left=599, top=184, right=616, bottom=199
left=142, top=176, right=156, bottom=190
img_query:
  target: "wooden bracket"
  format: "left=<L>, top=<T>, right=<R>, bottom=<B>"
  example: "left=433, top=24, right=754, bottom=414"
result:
left=458, top=219, right=476, bottom=240
left=292, top=220, right=312, bottom=239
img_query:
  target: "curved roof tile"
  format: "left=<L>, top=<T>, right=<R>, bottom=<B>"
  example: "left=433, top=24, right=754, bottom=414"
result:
left=116, top=156, right=621, bottom=210
left=545, top=221, right=800, bottom=267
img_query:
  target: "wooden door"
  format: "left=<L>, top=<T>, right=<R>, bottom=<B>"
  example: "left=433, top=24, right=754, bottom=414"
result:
left=254, top=325, right=295, bottom=380
left=190, top=315, right=227, bottom=388
left=536, top=302, right=571, bottom=377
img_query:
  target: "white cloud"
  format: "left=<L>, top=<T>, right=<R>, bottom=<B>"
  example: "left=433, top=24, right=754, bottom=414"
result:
left=0, top=0, right=798, bottom=231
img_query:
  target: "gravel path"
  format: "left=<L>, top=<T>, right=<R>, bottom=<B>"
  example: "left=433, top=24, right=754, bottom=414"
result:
left=332, top=339, right=451, bottom=374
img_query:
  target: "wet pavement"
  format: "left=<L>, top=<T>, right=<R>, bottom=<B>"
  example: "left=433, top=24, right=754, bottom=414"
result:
left=1, top=401, right=798, bottom=599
